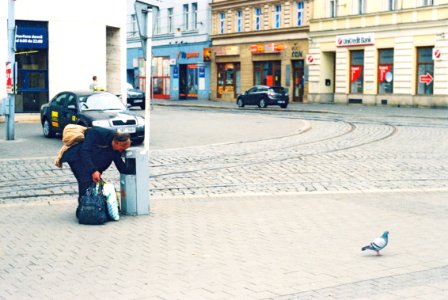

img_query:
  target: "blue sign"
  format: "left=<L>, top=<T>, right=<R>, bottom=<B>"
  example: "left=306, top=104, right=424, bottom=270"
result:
left=15, top=27, right=48, bottom=49
left=198, top=65, right=205, bottom=78
left=173, top=66, right=179, bottom=79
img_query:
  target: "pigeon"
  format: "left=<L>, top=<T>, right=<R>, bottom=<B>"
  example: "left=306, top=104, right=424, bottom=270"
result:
left=361, top=231, right=389, bottom=256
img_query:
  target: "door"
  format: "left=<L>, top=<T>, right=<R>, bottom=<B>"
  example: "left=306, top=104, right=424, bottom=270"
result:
left=60, top=93, right=78, bottom=128
left=292, top=60, right=304, bottom=102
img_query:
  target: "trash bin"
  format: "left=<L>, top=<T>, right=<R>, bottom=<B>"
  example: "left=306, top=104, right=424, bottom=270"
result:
left=120, top=147, right=149, bottom=215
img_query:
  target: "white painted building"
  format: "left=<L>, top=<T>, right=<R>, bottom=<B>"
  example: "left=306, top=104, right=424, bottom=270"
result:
left=1, top=0, right=127, bottom=113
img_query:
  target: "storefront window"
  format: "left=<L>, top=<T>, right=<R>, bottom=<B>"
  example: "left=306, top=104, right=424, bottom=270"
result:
left=217, top=63, right=240, bottom=98
left=417, top=47, right=434, bottom=95
left=152, top=56, right=171, bottom=98
left=350, top=50, right=364, bottom=93
left=378, top=49, right=394, bottom=94
left=254, top=61, right=281, bottom=86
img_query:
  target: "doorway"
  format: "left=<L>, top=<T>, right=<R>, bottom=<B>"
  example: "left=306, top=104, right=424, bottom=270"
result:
left=179, top=64, right=198, bottom=100
left=292, top=60, right=304, bottom=102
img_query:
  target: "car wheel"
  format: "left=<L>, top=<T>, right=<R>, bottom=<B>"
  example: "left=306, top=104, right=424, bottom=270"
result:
left=132, top=138, right=144, bottom=145
left=140, top=103, right=145, bottom=110
left=237, top=98, right=244, bottom=107
left=42, top=118, right=55, bottom=138
left=280, top=104, right=288, bottom=109
left=259, top=98, right=268, bottom=108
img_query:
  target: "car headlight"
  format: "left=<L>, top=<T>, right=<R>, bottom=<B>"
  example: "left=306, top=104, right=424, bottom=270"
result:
left=92, top=120, right=110, bottom=127
left=136, top=116, right=145, bottom=126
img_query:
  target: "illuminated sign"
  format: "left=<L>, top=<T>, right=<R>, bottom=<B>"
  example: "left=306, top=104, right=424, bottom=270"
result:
left=336, top=33, right=375, bottom=47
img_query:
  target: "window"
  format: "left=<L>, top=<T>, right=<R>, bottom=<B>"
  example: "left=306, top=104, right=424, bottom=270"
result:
left=151, top=57, right=171, bottom=99
left=153, top=7, right=160, bottom=34
left=330, top=0, right=338, bottom=18
left=358, top=0, right=365, bottom=15
left=183, top=4, right=189, bottom=30
left=236, top=10, right=243, bottom=32
left=128, top=14, right=138, bottom=38
left=254, top=61, right=281, bottom=86
left=217, top=63, right=241, bottom=98
left=378, top=49, right=394, bottom=94
left=219, top=12, right=225, bottom=34
left=274, top=5, right=282, bottom=29
left=423, top=0, right=433, bottom=6
left=350, top=50, right=364, bottom=93
left=297, top=1, right=304, bottom=26
left=388, top=0, right=396, bottom=11
left=417, top=47, right=434, bottom=95
left=168, top=8, right=174, bottom=33
left=255, top=7, right=262, bottom=30
left=192, top=3, right=198, bottom=30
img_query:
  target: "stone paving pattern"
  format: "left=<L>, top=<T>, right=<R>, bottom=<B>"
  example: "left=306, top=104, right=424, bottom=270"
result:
left=1, top=101, right=448, bottom=299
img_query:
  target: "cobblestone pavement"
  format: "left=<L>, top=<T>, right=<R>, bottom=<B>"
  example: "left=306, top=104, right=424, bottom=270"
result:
left=1, top=104, right=448, bottom=299
left=1, top=110, right=447, bottom=201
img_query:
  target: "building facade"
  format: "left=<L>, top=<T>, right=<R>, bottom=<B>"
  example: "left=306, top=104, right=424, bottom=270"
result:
left=1, top=0, right=127, bottom=113
left=210, top=0, right=313, bottom=103
left=308, top=0, right=448, bottom=107
left=127, top=0, right=212, bottom=100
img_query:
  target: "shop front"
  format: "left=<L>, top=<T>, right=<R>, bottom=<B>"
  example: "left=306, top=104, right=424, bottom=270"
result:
left=211, top=40, right=308, bottom=103
left=150, top=42, right=211, bottom=101
left=15, top=20, right=49, bottom=113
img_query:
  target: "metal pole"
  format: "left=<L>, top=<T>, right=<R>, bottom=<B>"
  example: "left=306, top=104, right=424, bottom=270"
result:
left=6, top=0, right=16, bottom=140
left=144, top=7, right=153, bottom=151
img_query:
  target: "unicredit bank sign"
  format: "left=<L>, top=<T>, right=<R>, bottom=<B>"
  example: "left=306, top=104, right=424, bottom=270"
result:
left=336, top=33, right=375, bottom=47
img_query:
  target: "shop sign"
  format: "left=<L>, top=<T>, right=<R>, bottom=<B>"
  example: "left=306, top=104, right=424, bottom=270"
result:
left=251, top=43, right=285, bottom=54
left=203, top=48, right=211, bottom=61
left=213, top=46, right=240, bottom=56
left=378, top=65, right=392, bottom=82
left=351, top=66, right=362, bottom=82
left=433, top=49, right=441, bottom=60
left=15, top=26, right=48, bottom=49
left=173, top=66, right=179, bottom=78
left=306, top=55, right=315, bottom=64
left=419, top=72, right=433, bottom=85
left=336, top=33, right=375, bottom=47
left=6, top=62, right=12, bottom=94
left=198, top=65, right=205, bottom=78
left=177, top=52, right=200, bottom=59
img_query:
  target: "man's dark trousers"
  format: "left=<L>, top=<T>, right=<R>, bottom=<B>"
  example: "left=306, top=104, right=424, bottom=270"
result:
left=68, top=161, right=93, bottom=201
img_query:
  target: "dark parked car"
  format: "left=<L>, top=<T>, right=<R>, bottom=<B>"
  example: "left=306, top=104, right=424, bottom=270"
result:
left=40, top=91, right=145, bottom=145
left=126, top=83, right=145, bottom=109
left=237, top=85, right=289, bottom=109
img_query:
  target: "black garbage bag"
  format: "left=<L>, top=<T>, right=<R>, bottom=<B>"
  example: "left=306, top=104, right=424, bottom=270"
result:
left=78, top=180, right=108, bottom=225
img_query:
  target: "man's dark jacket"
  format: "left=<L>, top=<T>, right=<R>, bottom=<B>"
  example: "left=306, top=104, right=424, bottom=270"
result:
left=61, top=126, right=130, bottom=197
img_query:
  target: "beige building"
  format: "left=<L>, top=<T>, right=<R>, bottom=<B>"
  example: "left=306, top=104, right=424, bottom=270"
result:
left=308, top=0, right=448, bottom=107
left=210, top=0, right=313, bottom=103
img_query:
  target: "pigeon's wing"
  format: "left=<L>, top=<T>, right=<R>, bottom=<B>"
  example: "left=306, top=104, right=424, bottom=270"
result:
left=371, top=237, right=387, bottom=250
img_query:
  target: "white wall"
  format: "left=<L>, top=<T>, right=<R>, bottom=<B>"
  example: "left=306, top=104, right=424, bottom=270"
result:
left=0, top=1, right=9, bottom=105
left=1, top=0, right=127, bottom=101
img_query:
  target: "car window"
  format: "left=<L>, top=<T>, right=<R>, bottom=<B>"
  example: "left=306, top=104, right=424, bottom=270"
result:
left=269, top=87, right=285, bottom=93
left=79, top=93, right=126, bottom=111
left=126, top=83, right=134, bottom=90
left=66, top=94, right=77, bottom=108
left=248, top=87, right=258, bottom=93
left=51, top=93, right=67, bottom=107
left=259, top=87, right=268, bottom=92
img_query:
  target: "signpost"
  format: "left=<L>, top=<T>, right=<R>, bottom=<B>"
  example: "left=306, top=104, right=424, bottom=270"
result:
left=5, top=0, right=16, bottom=141
left=134, top=0, right=157, bottom=151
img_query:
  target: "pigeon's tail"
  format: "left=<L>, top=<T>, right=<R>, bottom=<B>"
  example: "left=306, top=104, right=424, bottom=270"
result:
left=361, top=245, right=373, bottom=251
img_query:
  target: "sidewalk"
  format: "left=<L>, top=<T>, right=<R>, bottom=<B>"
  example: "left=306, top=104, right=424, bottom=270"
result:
left=1, top=191, right=447, bottom=299
left=2, top=98, right=447, bottom=124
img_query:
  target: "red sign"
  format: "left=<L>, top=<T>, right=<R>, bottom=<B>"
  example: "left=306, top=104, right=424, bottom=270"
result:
left=433, top=49, right=441, bottom=60
left=419, top=72, right=433, bottom=85
left=6, top=62, right=12, bottom=93
left=351, top=66, right=362, bottom=82
left=307, top=55, right=314, bottom=63
left=378, top=65, right=391, bottom=83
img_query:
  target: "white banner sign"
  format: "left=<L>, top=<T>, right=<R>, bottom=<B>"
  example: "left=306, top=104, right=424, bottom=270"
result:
left=336, top=33, right=375, bottom=47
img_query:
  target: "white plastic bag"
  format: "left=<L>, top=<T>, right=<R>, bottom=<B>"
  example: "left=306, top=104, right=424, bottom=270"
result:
left=103, top=181, right=120, bottom=221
